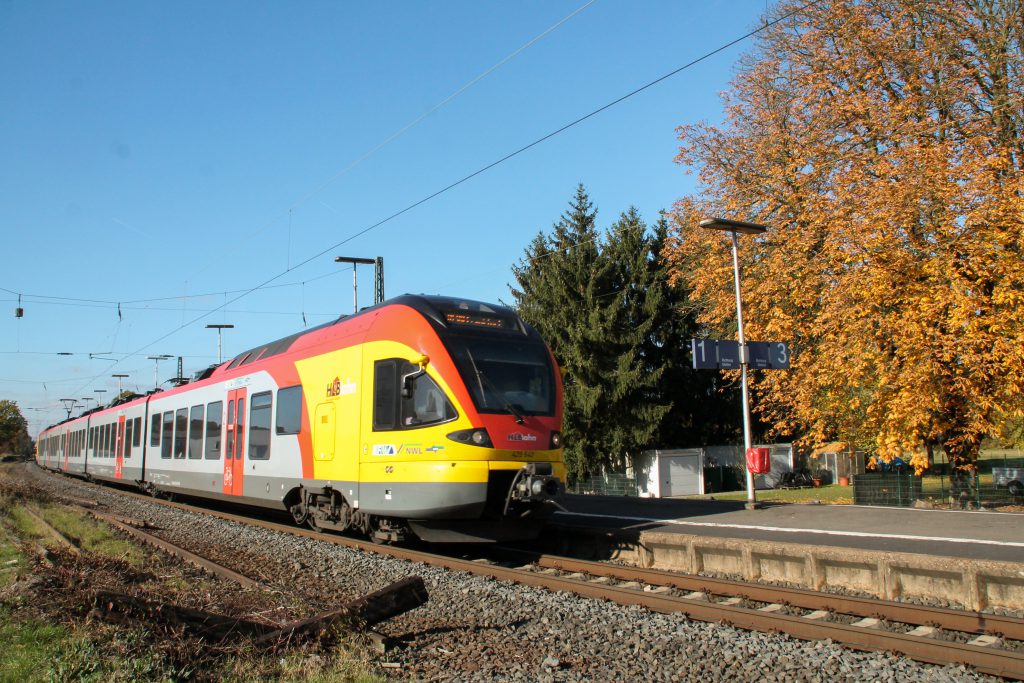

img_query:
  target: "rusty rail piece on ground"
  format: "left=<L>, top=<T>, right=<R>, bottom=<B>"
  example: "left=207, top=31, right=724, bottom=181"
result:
left=91, top=577, right=426, bottom=646
left=91, top=590, right=272, bottom=640
left=43, top=469, right=1024, bottom=679
left=255, top=576, right=428, bottom=646
left=85, top=509, right=265, bottom=590
left=20, top=506, right=80, bottom=554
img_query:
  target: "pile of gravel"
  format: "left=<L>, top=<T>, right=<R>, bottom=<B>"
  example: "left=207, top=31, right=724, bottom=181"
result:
left=25, top=466, right=999, bottom=682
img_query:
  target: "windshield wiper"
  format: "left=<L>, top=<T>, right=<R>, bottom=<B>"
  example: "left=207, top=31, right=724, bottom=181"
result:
left=464, top=347, right=525, bottom=424
left=478, top=371, right=525, bottom=424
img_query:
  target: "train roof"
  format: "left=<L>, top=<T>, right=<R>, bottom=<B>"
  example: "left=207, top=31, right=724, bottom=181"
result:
left=38, top=295, right=529, bottom=436
left=221, top=294, right=523, bottom=373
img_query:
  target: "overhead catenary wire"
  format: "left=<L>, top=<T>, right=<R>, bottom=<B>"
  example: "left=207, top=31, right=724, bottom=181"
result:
left=27, top=0, right=828, bottom=405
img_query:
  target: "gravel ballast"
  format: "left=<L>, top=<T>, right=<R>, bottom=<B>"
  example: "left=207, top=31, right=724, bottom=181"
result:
left=24, top=466, right=1002, bottom=682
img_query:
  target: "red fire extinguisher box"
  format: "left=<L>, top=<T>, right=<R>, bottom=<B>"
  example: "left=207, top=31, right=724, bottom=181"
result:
left=746, top=447, right=771, bottom=474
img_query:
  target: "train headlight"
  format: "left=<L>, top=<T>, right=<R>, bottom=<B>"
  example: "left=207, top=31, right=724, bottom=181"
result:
left=550, top=431, right=562, bottom=449
left=446, top=428, right=493, bottom=448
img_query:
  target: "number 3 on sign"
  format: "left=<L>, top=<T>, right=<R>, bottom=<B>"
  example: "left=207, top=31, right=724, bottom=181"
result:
left=772, top=342, right=790, bottom=369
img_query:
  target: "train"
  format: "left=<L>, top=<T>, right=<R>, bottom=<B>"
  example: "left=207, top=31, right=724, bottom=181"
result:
left=35, top=295, right=566, bottom=543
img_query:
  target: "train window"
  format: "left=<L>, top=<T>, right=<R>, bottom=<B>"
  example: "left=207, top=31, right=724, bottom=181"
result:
left=236, top=399, right=245, bottom=458
left=124, top=420, right=133, bottom=459
left=248, top=392, right=272, bottom=460
left=88, top=428, right=93, bottom=450
left=373, top=361, right=398, bottom=430
left=276, top=385, right=302, bottom=435
left=161, top=412, right=173, bottom=458
left=205, top=401, right=222, bottom=459
left=226, top=401, right=235, bottom=459
left=402, top=371, right=457, bottom=427
left=133, top=417, right=142, bottom=447
left=151, top=414, right=162, bottom=447
left=188, top=405, right=204, bottom=459
left=174, top=409, right=187, bottom=458
left=104, top=424, right=112, bottom=458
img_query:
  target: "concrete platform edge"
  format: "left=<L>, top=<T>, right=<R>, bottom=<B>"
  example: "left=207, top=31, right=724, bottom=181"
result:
left=568, top=528, right=1024, bottom=611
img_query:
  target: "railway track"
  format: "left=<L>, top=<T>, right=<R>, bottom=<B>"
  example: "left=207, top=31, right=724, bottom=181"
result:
left=38, top=469, right=1024, bottom=679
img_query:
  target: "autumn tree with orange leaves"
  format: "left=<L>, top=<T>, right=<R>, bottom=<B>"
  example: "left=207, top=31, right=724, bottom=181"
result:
left=665, top=0, right=1023, bottom=472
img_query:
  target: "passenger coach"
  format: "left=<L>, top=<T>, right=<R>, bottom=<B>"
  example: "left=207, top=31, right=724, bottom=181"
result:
left=36, top=295, right=566, bottom=542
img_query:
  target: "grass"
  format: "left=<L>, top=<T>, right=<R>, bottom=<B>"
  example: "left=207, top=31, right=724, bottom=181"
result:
left=693, top=484, right=853, bottom=504
left=0, top=468, right=386, bottom=683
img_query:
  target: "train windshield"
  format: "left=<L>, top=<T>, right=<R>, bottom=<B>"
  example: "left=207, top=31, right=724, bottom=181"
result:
left=445, top=334, right=555, bottom=417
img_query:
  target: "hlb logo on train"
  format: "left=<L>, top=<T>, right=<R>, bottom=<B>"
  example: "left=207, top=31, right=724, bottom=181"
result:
left=508, top=433, right=537, bottom=442
left=326, top=377, right=357, bottom=397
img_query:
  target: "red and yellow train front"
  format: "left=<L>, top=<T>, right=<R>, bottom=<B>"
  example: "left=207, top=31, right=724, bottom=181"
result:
left=294, top=296, right=565, bottom=542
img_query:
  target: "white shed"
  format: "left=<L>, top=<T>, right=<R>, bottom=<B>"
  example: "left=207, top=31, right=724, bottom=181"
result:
left=636, top=448, right=704, bottom=498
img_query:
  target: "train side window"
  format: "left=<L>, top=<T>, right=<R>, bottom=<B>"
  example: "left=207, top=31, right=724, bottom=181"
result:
left=88, top=428, right=94, bottom=451
left=225, top=401, right=235, bottom=460
left=373, top=360, right=398, bottom=430
left=174, top=408, right=187, bottom=458
left=161, top=412, right=173, bottom=458
left=248, top=391, right=272, bottom=460
left=124, top=420, right=133, bottom=459
left=104, top=424, right=112, bottom=458
left=188, top=405, right=204, bottom=459
left=133, top=417, right=142, bottom=447
left=402, top=371, right=457, bottom=427
left=276, top=385, right=302, bottom=435
left=151, top=414, right=162, bottom=447
left=205, top=401, right=222, bottom=459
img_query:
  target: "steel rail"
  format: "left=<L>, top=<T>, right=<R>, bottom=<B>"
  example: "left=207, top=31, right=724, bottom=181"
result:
left=511, top=550, right=1024, bottom=641
left=21, top=506, right=80, bottom=554
left=40, top=469, right=1024, bottom=679
left=86, top=509, right=265, bottom=590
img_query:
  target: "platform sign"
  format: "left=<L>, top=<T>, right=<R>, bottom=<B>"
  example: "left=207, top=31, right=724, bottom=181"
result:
left=691, top=339, right=718, bottom=370
left=748, top=342, right=772, bottom=369
left=691, top=339, right=791, bottom=370
left=717, top=341, right=741, bottom=369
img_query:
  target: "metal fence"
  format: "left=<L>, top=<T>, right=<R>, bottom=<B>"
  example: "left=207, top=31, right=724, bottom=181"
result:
left=567, top=472, right=639, bottom=497
left=853, top=468, right=1023, bottom=509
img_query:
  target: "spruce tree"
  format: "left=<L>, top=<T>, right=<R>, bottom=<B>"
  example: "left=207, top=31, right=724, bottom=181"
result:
left=511, top=185, right=604, bottom=479
left=512, top=189, right=743, bottom=482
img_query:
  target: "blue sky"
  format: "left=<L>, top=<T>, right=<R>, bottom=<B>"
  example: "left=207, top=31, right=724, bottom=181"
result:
left=2, top=0, right=769, bottom=434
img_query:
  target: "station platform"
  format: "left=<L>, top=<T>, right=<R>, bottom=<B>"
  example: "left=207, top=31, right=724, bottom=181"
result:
left=548, top=495, right=1024, bottom=611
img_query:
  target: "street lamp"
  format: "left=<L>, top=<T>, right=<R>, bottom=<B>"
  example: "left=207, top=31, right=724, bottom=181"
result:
left=147, top=355, right=173, bottom=390
left=112, top=373, right=129, bottom=396
left=334, top=256, right=376, bottom=314
left=700, top=217, right=768, bottom=510
left=205, top=324, right=235, bottom=364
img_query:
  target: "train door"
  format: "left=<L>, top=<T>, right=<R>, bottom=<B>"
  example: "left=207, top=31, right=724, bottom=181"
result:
left=313, top=402, right=335, bottom=462
left=114, top=416, right=126, bottom=479
left=223, top=388, right=247, bottom=496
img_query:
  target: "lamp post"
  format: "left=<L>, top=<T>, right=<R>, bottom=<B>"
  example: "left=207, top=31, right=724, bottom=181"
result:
left=205, top=324, right=234, bottom=364
left=147, top=355, right=173, bottom=390
left=112, top=373, right=129, bottom=397
left=334, top=256, right=376, bottom=314
left=700, top=217, right=768, bottom=510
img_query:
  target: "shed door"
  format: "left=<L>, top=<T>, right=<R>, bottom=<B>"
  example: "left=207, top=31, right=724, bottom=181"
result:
left=664, top=455, right=701, bottom=497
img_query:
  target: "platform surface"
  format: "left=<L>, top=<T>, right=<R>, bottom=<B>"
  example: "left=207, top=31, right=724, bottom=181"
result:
left=555, top=495, right=1024, bottom=564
